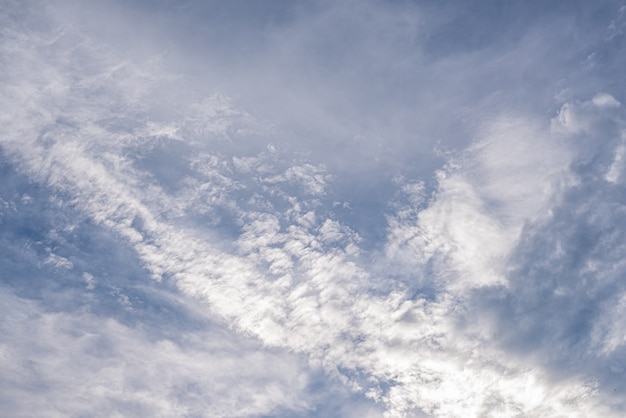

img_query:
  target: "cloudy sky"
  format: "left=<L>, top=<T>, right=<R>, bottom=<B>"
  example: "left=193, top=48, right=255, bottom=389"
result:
left=1, top=0, right=626, bottom=417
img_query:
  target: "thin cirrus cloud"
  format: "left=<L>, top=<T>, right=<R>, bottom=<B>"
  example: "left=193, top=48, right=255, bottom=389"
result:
left=1, top=0, right=626, bottom=417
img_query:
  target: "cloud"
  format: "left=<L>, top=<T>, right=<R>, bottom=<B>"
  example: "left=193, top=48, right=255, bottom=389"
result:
left=0, top=288, right=314, bottom=418
left=378, top=95, right=626, bottom=415
left=3, top=0, right=626, bottom=417
left=0, top=158, right=385, bottom=418
left=476, top=96, right=626, bottom=406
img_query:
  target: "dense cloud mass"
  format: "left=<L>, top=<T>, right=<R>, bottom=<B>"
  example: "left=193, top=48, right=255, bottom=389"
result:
left=1, top=0, right=626, bottom=416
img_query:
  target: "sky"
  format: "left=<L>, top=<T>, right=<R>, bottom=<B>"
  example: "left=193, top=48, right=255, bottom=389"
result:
left=1, top=0, right=626, bottom=417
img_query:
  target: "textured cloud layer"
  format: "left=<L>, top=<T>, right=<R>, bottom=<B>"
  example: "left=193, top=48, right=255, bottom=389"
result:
left=2, top=1, right=626, bottom=417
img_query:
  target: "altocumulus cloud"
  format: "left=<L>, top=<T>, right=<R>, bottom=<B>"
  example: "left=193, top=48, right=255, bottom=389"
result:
left=1, top=0, right=626, bottom=417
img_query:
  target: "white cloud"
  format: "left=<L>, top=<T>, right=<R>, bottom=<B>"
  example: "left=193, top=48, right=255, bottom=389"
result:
left=0, top=289, right=311, bottom=418
left=43, top=252, right=74, bottom=270
left=593, top=93, right=621, bottom=108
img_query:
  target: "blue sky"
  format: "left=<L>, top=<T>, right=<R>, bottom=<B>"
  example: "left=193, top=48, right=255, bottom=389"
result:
left=1, top=0, right=626, bottom=416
